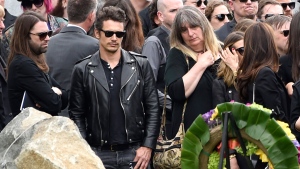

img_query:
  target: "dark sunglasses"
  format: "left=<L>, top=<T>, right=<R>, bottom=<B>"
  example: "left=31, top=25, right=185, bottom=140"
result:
left=100, top=29, right=126, bottom=38
left=281, top=2, right=295, bottom=10
left=196, top=0, right=208, bottom=7
left=264, top=13, right=284, bottom=19
left=21, top=0, right=44, bottom=9
left=235, top=47, right=244, bottom=55
left=215, top=14, right=233, bottom=21
left=30, top=30, right=52, bottom=41
left=236, top=0, right=258, bottom=3
left=280, top=30, right=289, bottom=37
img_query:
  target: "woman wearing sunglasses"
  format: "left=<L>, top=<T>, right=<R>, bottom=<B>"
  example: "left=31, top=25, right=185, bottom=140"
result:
left=212, top=31, right=244, bottom=107
left=278, top=12, right=299, bottom=98
left=164, top=6, right=222, bottom=138
left=205, top=0, right=232, bottom=30
left=237, top=22, right=289, bottom=123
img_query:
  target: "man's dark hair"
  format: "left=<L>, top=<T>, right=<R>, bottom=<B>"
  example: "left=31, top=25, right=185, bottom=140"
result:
left=94, top=6, right=126, bottom=31
left=8, top=11, right=49, bottom=73
left=67, top=0, right=97, bottom=23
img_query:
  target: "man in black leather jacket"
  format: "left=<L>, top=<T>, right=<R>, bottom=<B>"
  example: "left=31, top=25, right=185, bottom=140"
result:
left=69, top=6, right=160, bottom=169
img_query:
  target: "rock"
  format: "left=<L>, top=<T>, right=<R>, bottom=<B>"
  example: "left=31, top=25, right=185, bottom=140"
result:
left=0, top=108, right=105, bottom=169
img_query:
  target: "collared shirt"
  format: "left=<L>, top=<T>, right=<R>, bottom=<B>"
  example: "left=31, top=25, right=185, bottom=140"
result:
left=67, top=24, right=87, bottom=34
left=100, top=57, right=127, bottom=145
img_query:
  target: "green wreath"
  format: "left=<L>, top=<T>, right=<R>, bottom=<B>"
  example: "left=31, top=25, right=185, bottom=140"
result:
left=181, top=102, right=299, bottom=169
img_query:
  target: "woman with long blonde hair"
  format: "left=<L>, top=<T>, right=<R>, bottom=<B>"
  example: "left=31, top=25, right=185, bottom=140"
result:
left=164, top=5, right=222, bottom=137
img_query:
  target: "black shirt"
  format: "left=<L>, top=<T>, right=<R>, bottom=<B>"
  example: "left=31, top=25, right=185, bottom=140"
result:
left=100, top=57, right=127, bottom=145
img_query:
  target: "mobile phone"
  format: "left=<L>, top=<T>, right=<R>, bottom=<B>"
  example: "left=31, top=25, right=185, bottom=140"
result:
left=129, top=161, right=137, bottom=169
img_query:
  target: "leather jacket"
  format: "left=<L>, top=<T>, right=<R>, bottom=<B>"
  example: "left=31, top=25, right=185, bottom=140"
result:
left=69, top=50, right=160, bottom=149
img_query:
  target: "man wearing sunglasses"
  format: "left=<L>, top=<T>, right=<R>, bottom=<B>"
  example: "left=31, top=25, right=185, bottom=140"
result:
left=183, top=0, right=207, bottom=13
left=215, top=0, right=258, bottom=42
left=1, top=0, right=67, bottom=63
left=276, top=0, right=294, bottom=17
left=45, top=0, right=98, bottom=117
left=265, top=15, right=291, bottom=57
left=69, top=6, right=160, bottom=169
left=257, top=0, right=283, bottom=21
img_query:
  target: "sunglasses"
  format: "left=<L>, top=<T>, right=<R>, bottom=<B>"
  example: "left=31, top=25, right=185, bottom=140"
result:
left=235, top=47, right=244, bottom=55
left=281, top=2, right=295, bottom=10
left=30, top=30, right=52, bottom=41
left=236, top=0, right=258, bottom=3
left=264, top=13, right=284, bottom=19
left=21, top=0, right=44, bottom=9
left=215, top=14, right=233, bottom=21
left=100, top=29, right=126, bottom=38
left=280, top=30, right=289, bottom=37
left=196, top=0, right=208, bottom=7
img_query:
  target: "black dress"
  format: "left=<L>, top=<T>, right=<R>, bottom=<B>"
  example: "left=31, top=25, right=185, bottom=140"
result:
left=7, top=54, right=68, bottom=116
left=164, top=47, right=219, bottom=138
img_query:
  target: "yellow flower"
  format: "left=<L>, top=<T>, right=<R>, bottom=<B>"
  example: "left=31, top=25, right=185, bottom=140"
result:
left=277, top=120, right=296, bottom=140
left=210, top=107, right=219, bottom=120
left=255, top=149, right=274, bottom=169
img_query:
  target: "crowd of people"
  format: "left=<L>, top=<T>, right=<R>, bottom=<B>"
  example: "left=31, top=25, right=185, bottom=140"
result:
left=0, top=0, right=299, bottom=168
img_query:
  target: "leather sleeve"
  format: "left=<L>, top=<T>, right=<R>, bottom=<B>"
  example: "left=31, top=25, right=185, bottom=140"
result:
left=139, top=58, right=161, bottom=149
left=68, top=64, right=87, bottom=138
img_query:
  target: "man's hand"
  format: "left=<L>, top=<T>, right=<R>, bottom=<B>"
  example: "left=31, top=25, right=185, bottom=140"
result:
left=133, top=146, right=152, bottom=169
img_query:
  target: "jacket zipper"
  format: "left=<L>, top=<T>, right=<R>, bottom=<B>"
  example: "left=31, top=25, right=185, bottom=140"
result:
left=120, top=68, right=136, bottom=141
left=127, top=80, right=140, bottom=101
left=94, top=78, right=103, bottom=143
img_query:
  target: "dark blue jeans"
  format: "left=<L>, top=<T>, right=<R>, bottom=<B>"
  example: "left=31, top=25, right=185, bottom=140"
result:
left=91, top=144, right=151, bottom=169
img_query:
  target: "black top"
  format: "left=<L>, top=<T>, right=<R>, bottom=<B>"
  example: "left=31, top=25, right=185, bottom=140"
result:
left=215, top=19, right=237, bottom=42
left=278, top=54, right=293, bottom=85
left=7, top=54, right=68, bottom=116
left=212, top=78, right=240, bottom=107
left=139, top=5, right=155, bottom=37
left=244, top=67, right=289, bottom=123
left=100, top=58, right=126, bottom=145
left=290, top=80, right=300, bottom=141
left=164, top=48, right=219, bottom=138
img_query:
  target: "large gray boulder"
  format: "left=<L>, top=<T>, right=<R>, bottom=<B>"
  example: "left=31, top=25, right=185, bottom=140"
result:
left=0, top=108, right=104, bottom=169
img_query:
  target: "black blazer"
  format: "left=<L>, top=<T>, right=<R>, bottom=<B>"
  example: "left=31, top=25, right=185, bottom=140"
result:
left=215, top=19, right=237, bottom=42
left=278, top=54, right=293, bottom=85
left=212, top=78, right=240, bottom=107
left=245, top=67, right=289, bottom=123
left=46, top=26, right=98, bottom=90
left=7, top=54, right=68, bottom=116
left=290, top=80, right=300, bottom=141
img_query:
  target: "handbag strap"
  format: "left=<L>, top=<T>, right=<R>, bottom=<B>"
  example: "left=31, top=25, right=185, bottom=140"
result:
left=219, top=112, right=254, bottom=169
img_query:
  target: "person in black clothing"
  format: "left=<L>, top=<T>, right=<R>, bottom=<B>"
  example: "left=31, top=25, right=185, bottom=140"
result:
left=0, top=0, right=16, bottom=32
left=278, top=12, right=300, bottom=97
left=164, top=6, right=222, bottom=138
left=69, top=6, right=160, bottom=169
left=237, top=22, right=289, bottom=123
left=213, top=31, right=244, bottom=107
left=139, top=0, right=161, bottom=37
left=7, top=12, right=68, bottom=117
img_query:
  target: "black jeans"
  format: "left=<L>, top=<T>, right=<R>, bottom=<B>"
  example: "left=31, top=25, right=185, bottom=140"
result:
left=91, top=144, right=151, bottom=169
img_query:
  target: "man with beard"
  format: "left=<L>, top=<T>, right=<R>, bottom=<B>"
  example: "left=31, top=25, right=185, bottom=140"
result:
left=215, top=0, right=258, bottom=42
left=69, top=6, right=160, bottom=169
left=7, top=11, right=68, bottom=117
left=51, top=0, right=68, bottom=20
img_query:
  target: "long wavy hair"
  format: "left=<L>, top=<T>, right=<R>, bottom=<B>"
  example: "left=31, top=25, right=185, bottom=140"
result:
left=237, top=22, right=279, bottom=101
left=288, top=12, right=300, bottom=82
left=102, top=0, right=144, bottom=52
left=170, top=6, right=222, bottom=61
left=217, top=31, right=244, bottom=87
left=7, top=11, right=49, bottom=74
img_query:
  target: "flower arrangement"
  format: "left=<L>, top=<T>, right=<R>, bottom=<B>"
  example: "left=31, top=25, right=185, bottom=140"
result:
left=181, top=102, right=300, bottom=169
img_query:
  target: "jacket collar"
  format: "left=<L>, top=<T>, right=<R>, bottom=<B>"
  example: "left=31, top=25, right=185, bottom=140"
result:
left=60, top=26, right=86, bottom=34
left=87, top=49, right=137, bottom=91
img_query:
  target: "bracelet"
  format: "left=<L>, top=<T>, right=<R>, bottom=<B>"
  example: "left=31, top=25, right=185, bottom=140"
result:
left=229, top=154, right=236, bottom=160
